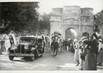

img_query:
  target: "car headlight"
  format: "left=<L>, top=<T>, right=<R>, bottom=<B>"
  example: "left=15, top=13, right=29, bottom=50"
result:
left=24, top=45, right=28, bottom=49
left=31, top=47, right=36, bottom=50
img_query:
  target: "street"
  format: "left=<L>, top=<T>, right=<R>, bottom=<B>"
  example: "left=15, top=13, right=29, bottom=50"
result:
left=0, top=51, right=103, bottom=71
left=0, top=51, right=80, bottom=71
left=0, top=0, right=103, bottom=72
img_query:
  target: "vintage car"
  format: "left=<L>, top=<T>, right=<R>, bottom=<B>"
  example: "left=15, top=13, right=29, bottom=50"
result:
left=8, top=36, right=44, bottom=61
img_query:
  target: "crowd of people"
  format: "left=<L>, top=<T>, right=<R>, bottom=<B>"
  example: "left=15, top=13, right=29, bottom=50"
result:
left=0, top=30, right=103, bottom=70
left=73, top=31, right=103, bottom=70
left=0, top=31, right=17, bottom=55
left=50, top=31, right=103, bottom=70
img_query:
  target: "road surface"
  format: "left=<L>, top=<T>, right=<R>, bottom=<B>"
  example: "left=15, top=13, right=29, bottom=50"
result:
left=0, top=51, right=103, bottom=71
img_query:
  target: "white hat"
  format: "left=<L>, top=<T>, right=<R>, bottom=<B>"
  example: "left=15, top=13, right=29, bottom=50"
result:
left=99, top=39, right=102, bottom=42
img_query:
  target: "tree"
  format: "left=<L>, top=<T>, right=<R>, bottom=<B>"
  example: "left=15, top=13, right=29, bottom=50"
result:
left=39, top=13, right=50, bottom=34
left=0, top=2, right=39, bottom=33
left=94, top=10, right=103, bottom=32
left=94, top=10, right=103, bottom=26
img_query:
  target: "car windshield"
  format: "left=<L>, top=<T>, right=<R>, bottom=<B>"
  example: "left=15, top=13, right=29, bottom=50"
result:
left=19, top=37, right=36, bottom=44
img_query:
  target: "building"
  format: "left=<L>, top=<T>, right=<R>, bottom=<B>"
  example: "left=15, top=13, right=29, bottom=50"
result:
left=50, top=6, right=94, bottom=39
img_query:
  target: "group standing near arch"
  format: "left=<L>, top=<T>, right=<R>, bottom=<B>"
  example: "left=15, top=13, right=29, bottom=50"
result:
left=73, top=31, right=103, bottom=70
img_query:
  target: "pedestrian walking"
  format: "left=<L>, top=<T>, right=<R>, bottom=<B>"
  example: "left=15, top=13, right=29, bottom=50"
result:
left=83, top=32, right=99, bottom=70
left=4, top=34, right=11, bottom=54
left=78, top=32, right=90, bottom=70
left=74, top=39, right=80, bottom=66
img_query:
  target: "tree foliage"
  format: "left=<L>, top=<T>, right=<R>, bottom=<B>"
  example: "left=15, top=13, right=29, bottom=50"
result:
left=39, top=13, right=50, bottom=32
left=94, top=10, right=103, bottom=32
left=94, top=10, right=103, bottom=25
left=0, top=2, right=39, bottom=33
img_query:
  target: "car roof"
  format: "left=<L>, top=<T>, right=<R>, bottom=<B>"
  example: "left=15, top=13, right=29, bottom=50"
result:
left=19, top=35, right=36, bottom=38
left=19, top=35, right=43, bottom=39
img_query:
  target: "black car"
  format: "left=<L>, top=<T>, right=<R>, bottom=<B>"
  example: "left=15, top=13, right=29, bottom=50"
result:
left=8, top=36, right=44, bottom=61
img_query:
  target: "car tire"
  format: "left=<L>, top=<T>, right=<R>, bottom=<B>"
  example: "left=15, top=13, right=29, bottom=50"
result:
left=42, top=48, right=44, bottom=54
left=9, top=56, right=14, bottom=61
left=31, top=51, right=37, bottom=61
left=31, top=54, right=36, bottom=61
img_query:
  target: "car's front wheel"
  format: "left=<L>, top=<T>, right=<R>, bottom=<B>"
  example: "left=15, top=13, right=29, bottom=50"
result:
left=31, top=55, right=35, bottom=61
left=9, top=56, right=14, bottom=61
left=31, top=50, right=37, bottom=61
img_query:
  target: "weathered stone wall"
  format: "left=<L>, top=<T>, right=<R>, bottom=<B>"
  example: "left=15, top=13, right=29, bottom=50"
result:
left=50, top=8, right=63, bottom=35
left=63, top=6, right=81, bottom=39
left=80, top=8, right=94, bottom=36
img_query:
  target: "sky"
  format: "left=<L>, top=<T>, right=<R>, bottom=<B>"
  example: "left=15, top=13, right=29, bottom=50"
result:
left=0, top=0, right=103, bottom=14
left=38, top=0, right=103, bottom=14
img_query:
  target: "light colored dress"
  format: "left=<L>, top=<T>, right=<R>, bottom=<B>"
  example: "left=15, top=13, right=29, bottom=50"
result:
left=74, top=42, right=80, bottom=64
left=4, top=34, right=11, bottom=53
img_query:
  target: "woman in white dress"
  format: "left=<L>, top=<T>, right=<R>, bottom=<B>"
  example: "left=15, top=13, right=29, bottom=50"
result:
left=74, top=39, right=80, bottom=66
left=4, top=34, right=11, bottom=54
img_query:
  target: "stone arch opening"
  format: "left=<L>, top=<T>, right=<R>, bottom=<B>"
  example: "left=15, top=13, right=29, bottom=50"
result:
left=65, top=27, right=77, bottom=40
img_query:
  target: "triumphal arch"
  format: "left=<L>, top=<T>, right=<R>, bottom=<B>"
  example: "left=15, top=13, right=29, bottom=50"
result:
left=50, top=6, right=94, bottom=39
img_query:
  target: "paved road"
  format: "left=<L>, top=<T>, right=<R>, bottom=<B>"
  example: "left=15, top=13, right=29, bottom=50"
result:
left=0, top=51, right=103, bottom=71
left=0, top=51, right=79, bottom=70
